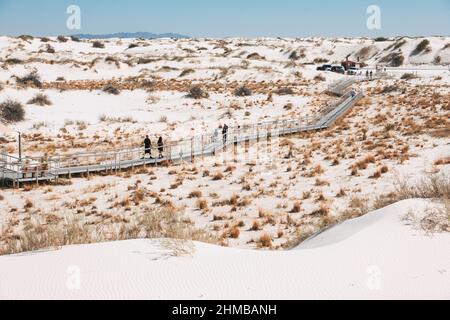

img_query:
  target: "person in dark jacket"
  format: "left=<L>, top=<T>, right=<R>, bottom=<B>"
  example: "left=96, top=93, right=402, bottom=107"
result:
left=143, top=135, right=152, bottom=159
left=222, top=124, right=229, bottom=145
left=157, top=136, right=164, bottom=158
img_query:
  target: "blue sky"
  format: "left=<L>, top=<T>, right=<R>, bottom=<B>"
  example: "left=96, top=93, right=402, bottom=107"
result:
left=0, top=0, right=449, bottom=37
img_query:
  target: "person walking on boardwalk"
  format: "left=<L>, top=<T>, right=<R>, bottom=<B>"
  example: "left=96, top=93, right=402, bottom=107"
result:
left=366, top=70, right=369, bottom=79
left=157, top=136, right=164, bottom=159
left=370, top=70, right=373, bottom=80
left=222, top=124, right=229, bottom=145
left=143, top=135, right=152, bottom=159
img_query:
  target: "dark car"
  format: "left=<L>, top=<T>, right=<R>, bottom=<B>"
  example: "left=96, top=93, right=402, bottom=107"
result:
left=331, top=66, right=345, bottom=74
left=316, top=64, right=332, bottom=71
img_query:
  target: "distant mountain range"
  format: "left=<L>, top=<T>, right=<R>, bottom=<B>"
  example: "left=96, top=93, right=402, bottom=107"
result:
left=72, top=32, right=190, bottom=39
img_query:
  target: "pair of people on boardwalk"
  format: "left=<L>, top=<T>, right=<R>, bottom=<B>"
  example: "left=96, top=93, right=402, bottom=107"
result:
left=143, top=135, right=164, bottom=159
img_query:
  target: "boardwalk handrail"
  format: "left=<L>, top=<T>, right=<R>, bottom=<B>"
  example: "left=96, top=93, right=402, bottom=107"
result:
left=1, top=89, right=364, bottom=186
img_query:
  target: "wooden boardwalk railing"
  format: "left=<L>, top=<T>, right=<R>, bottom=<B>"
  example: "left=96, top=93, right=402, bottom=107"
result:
left=1, top=86, right=363, bottom=187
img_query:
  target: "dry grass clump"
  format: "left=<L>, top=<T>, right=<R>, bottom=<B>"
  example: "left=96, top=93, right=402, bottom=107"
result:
left=0, top=205, right=218, bottom=256
left=196, top=198, right=209, bottom=212
left=434, top=157, right=450, bottom=166
left=311, top=204, right=331, bottom=217
left=258, top=233, right=272, bottom=248
left=251, top=220, right=262, bottom=231
left=27, top=93, right=52, bottom=106
left=229, top=226, right=241, bottom=239
left=342, top=197, right=369, bottom=219
left=188, top=190, right=202, bottom=198
left=212, top=171, right=224, bottom=181
left=132, top=188, right=147, bottom=205
left=290, top=201, right=302, bottom=213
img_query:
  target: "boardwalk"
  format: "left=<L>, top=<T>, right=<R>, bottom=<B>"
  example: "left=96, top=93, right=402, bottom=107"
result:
left=1, top=82, right=363, bottom=187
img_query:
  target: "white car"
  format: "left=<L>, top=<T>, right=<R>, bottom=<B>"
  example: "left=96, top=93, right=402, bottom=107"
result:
left=347, top=67, right=359, bottom=75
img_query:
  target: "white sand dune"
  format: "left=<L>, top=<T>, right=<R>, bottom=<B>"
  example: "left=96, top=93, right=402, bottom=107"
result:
left=0, top=199, right=448, bottom=300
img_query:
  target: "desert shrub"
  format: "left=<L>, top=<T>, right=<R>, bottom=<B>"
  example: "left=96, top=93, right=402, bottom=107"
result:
left=313, top=58, right=328, bottom=64
left=137, top=57, right=155, bottom=64
left=188, top=85, right=209, bottom=99
left=40, top=37, right=50, bottom=43
left=393, top=39, right=407, bottom=50
left=57, top=35, right=68, bottom=43
left=15, top=72, right=42, bottom=88
left=92, top=41, right=105, bottom=49
left=396, top=173, right=450, bottom=200
left=381, top=85, right=399, bottom=94
left=314, top=74, right=326, bottom=82
left=18, top=35, right=34, bottom=41
left=401, top=73, right=417, bottom=80
left=180, top=68, right=195, bottom=77
left=5, top=58, right=23, bottom=65
left=380, top=52, right=404, bottom=67
left=0, top=82, right=3, bottom=92
left=413, top=200, right=450, bottom=234
left=235, top=86, right=252, bottom=97
left=102, top=84, right=120, bottom=95
left=46, top=45, right=55, bottom=54
left=70, top=35, right=80, bottom=42
left=128, top=43, right=139, bottom=49
left=412, top=39, right=430, bottom=55
left=105, top=56, right=118, bottom=63
left=374, top=37, right=389, bottom=42
left=247, top=52, right=265, bottom=60
left=391, top=54, right=405, bottom=67
left=0, top=99, right=25, bottom=123
left=283, top=103, right=293, bottom=110
left=289, top=50, right=305, bottom=60
left=276, top=87, right=294, bottom=95
left=27, top=93, right=52, bottom=106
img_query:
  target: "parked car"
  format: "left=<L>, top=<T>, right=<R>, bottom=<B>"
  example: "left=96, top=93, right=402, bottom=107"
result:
left=331, top=66, right=345, bottom=74
left=347, top=67, right=359, bottom=75
left=316, top=64, right=332, bottom=71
